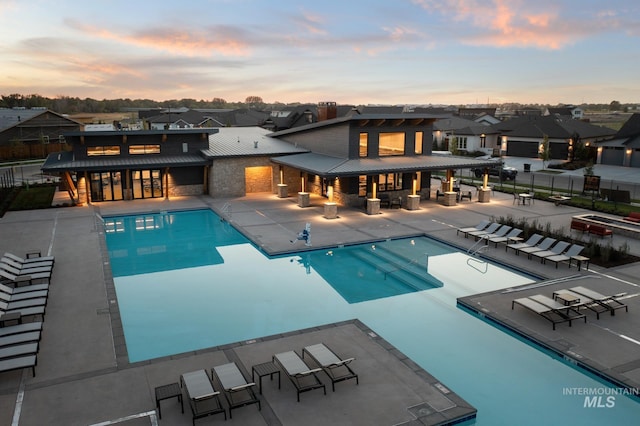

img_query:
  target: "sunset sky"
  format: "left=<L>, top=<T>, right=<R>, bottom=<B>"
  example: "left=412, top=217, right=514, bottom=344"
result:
left=1, top=0, right=639, bottom=105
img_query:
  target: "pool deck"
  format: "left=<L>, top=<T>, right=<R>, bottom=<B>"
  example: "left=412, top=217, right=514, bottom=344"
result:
left=1, top=183, right=640, bottom=425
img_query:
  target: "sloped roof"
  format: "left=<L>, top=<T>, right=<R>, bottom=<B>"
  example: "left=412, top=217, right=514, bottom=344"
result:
left=434, top=116, right=499, bottom=135
left=201, top=127, right=307, bottom=158
left=615, top=113, right=640, bottom=139
left=492, top=115, right=615, bottom=139
left=271, top=152, right=498, bottom=177
left=42, top=152, right=208, bottom=172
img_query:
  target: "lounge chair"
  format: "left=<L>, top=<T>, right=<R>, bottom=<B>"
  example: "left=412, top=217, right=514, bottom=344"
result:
left=0, top=288, right=48, bottom=302
left=569, top=286, right=628, bottom=316
left=0, top=282, right=49, bottom=295
left=544, top=245, right=585, bottom=268
left=0, top=331, right=41, bottom=348
left=456, top=220, right=491, bottom=237
left=0, top=268, right=50, bottom=285
left=302, top=343, right=359, bottom=392
left=506, top=234, right=544, bottom=254
left=512, top=296, right=585, bottom=330
left=273, top=350, right=326, bottom=402
left=467, top=222, right=500, bottom=240
left=529, top=241, right=571, bottom=261
left=0, top=298, right=47, bottom=312
left=1, top=258, right=53, bottom=272
left=486, top=228, right=522, bottom=248
left=528, top=294, right=586, bottom=325
left=0, top=304, right=46, bottom=322
left=211, top=362, right=261, bottom=419
left=3, top=252, right=54, bottom=265
left=0, top=354, right=37, bottom=377
left=180, top=369, right=226, bottom=424
left=0, top=342, right=39, bottom=361
left=552, top=289, right=609, bottom=319
left=0, top=322, right=43, bottom=338
left=0, top=262, right=52, bottom=276
left=517, top=237, right=556, bottom=258
left=478, top=224, right=512, bottom=243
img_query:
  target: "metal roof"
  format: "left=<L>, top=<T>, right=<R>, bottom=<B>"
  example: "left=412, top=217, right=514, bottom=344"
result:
left=202, top=127, right=308, bottom=158
left=41, top=152, right=208, bottom=172
left=271, top=152, right=499, bottom=177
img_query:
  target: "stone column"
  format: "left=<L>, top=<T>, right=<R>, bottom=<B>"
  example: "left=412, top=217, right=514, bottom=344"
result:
left=442, top=191, right=457, bottom=206
left=297, top=192, right=310, bottom=207
left=277, top=183, right=288, bottom=198
left=367, top=198, right=380, bottom=215
left=478, top=187, right=491, bottom=203
left=406, top=194, right=420, bottom=210
left=324, top=202, right=338, bottom=219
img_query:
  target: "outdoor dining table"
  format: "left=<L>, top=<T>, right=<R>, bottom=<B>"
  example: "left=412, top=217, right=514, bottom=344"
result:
left=518, top=193, right=533, bottom=205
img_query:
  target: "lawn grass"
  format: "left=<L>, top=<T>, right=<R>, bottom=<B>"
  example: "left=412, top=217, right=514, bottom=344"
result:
left=8, top=185, right=57, bottom=210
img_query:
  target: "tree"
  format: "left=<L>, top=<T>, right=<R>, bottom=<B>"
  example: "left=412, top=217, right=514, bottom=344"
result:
left=609, top=100, right=621, bottom=112
left=539, top=134, right=550, bottom=169
left=245, top=96, right=264, bottom=109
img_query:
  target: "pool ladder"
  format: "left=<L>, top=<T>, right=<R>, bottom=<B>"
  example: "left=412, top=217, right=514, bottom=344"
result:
left=221, top=202, right=232, bottom=221
left=467, top=238, right=489, bottom=273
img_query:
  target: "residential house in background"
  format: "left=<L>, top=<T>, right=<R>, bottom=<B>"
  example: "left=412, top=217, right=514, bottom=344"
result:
left=595, top=113, right=640, bottom=168
left=432, top=116, right=500, bottom=156
left=545, top=105, right=584, bottom=120
left=0, top=108, right=81, bottom=160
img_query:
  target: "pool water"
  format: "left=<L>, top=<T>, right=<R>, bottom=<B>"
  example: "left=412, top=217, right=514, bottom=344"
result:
left=104, top=209, right=640, bottom=425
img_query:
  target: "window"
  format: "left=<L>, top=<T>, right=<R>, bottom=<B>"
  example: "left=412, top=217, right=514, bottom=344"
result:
left=415, top=132, right=423, bottom=154
left=378, top=173, right=403, bottom=191
left=129, top=144, right=160, bottom=154
left=379, top=132, right=405, bottom=156
left=87, top=146, right=120, bottom=156
left=457, top=137, right=468, bottom=150
left=359, top=133, right=368, bottom=157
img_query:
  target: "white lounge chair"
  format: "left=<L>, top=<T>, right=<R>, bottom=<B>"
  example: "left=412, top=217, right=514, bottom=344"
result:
left=273, top=350, right=326, bottom=402
left=517, top=237, right=556, bottom=258
left=545, top=245, right=585, bottom=268
left=506, top=234, right=543, bottom=254
left=529, top=241, right=571, bottom=262
left=302, top=343, right=359, bottom=392
left=211, top=362, right=260, bottom=419
left=456, top=220, right=491, bottom=237
left=180, top=369, right=226, bottom=423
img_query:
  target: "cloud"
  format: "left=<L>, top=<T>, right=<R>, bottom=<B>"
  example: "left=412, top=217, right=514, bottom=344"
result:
left=64, top=18, right=253, bottom=56
left=410, top=0, right=634, bottom=50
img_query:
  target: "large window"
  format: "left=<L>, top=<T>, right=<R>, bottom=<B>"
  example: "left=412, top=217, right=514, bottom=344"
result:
left=378, top=173, right=403, bottom=191
left=379, top=132, right=405, bottom=156
left=457, top=137, right=468, bottom=150
left=359, top=133, right=368, bottom=157
left=415, top=131, right=423, bottom=154
left=87, top=146, right=120, bottom=156
left=129, top=145, right=160, bottom=154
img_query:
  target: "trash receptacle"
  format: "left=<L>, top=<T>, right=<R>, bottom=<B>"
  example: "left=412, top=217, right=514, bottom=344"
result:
left=523, top=163, right=531, bottom=173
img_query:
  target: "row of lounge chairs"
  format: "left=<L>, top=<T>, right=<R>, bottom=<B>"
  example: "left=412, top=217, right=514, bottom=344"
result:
left=457, top=221, right=590, bottom=269
left=512, top=286, right=628, bottom=329
left=0, top=252, right=53, bottom=377
left=176, top=343, right=358, bottom=423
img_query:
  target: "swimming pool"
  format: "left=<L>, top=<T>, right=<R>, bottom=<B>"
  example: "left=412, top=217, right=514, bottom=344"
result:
left=104, top=209, right=640, bottom=425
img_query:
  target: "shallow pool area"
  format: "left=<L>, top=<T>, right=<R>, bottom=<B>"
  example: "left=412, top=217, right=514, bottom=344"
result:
left=104, top=209, right=640, bottom=425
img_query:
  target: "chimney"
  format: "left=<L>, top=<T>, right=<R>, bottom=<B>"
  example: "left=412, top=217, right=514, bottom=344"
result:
left=317, top=101, right=337, bottom=121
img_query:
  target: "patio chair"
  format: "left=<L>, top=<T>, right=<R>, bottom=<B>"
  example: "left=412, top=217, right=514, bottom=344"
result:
left=0, top=331, right=41, bottom=348
left=211, top=362, right=261, bottom=419
left=302, top=343, right=359, bottom=392
left=544, top=245, right=585, bottom=268
left=467, top=222, right=500, bottom=240
left=1, top=258, right=53, bottom=272
left=0, top=322, right=43, bottom=338
left=528, top=294, right=586, bottom=325
left=517, top=237, right=556, bottom=258
left=551, top=289, right=610, bottom=319
left=0, top=262, right=52, bottom=276
left=0, top=268, right=50, bottom=285
left=569, top=286, right=628, bottom=316
left=0, top=283, right=49, bottom=295
left=511, top=296, right=584, bottom=330
left=0, top=304, right=46, bottom=323
left=273, top=350, right=326, bottom=402
left=0, top=354, right=37, bottom=377
left=486, top=228, right=522, bottom=248
left=478, top=224, right=512, bottom=243
left=180, top=369, right=227, bottom=424
left=0, top=288, right=48, bottom=302
left=529, top=241, right=571, bottom=262
left=0, top=297, right=47, bottom=312
left=3, top=252, right=54, bottom=265
left=505, top=234, right=544, bottom=255
left=0, top=342, right=39, bottom=361
left=456, top=220, right=491, bottom=237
